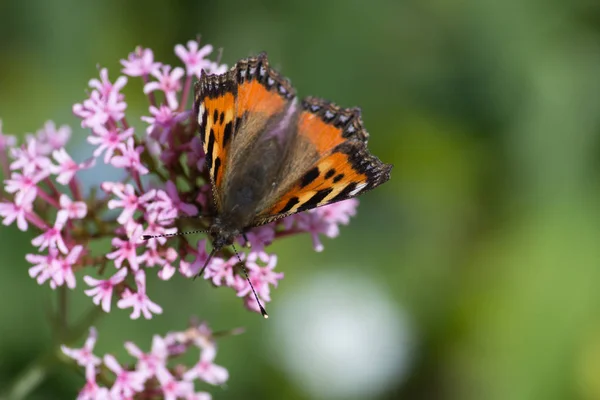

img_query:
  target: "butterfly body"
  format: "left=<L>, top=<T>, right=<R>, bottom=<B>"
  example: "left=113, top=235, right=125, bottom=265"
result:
left=194, top=53, right=392, bottom=254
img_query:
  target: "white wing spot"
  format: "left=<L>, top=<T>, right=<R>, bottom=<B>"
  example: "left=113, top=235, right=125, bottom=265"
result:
left=198, top=104, right=205, bottom=125
left=349, top=183, right=367, bottom=196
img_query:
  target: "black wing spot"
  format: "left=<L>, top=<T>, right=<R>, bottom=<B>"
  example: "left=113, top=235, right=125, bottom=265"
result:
left=214, top=156, right=221, bottom=182
left=279, top=197, right=299, bottom=213
left=298, top=188, right=333, bottom=212
left=300, top=167, right=320, bottom=188
left=331, top=182, right=357, bottom=203
left=223, top=121, right=233, bottom=147
left=206, top=128, right=215, bottom=170
left=219, top=111, right=225, bottom=125
left=333, top=173, right=344, bottom=183
left=325, top=169, right=336, bottom=179
left=213, top=109, right=219, bottom=124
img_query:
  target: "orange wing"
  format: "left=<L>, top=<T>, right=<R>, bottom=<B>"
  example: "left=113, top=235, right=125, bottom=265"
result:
left=194, top=53, right=295, bottom=210
left=256, top=97, right=392, bottom=223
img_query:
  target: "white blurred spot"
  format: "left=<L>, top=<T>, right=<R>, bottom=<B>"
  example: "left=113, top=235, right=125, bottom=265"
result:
left=268, top=269, right=415, bottom=399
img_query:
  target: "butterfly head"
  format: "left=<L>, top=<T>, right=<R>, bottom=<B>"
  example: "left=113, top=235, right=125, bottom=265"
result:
left=208, top=217, right=240, bottom=251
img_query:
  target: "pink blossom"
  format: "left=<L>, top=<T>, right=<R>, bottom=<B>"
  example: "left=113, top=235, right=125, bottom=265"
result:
left=124, top=334, right=168, bottom=377
left=236, top=252, right=282, bottom=302
left=4, top=169, right=48, bottom=205
left=150, top=180, right=198, bottom=220
left=295, top=199, right=359, bottom=252
left=174, top=40, right=213, bottom=78
left=144, top=65, right=184, bottom=109
left=117, top=270, right=163, bottom=319
left=208, top=61, right=228, bottom=75
left=73, top=89, right=126, bottom=130
left=179, top=239, right=224, bottom=280
left=187, top=392, right=212, bottom=400
left=202, top=252, right=236, bottom=287
left=121, top=47, right=161, bottom=77
left=61, top=327, right=101, bottom=367
left=103, top=354, right=146, bottom=398
left=9, top=139, right=51, bottom=175
left=0, top=189, right=35, bottom=231
left=156, top=366, right=194, bottom=400
left=183, top=345, right=229, bottom=385
left=140, top=210, right=177, bottom=249
left=31, top=212, right=68, bottom=254
left=32, top=121, right=71, bottom=155
left=108, top=184, right=155, bottom=225
left=141, top=104, right=177, bottom=141
left=27, top=249, right=59, bottom=285
left=106, top=221, right=145, bottom=270
left=238, top=224, right=275, bottom=255
left=50, top=245, right=83, bottom=289
left=84, top=268, right=128, bottom=312
left=50, top=148, right=95, bottom=185
left=77, top=364, right=110, bottom=400
left=110, top=137, right=149, bottom=175
left=89, top=68, right=128, bottom=98
left=87, top=126, right=134, bottom=163
left=58, top=194, right=87, bottom=220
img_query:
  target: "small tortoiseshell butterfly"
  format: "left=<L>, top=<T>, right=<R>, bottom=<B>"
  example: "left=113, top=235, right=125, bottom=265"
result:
left=166, top=53, right=391, bottom=316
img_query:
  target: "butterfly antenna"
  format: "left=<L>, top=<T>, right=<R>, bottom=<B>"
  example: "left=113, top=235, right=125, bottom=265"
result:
left=141, top=229, right=208, bottom=241
left=193, top=246, right=218, bottom=281
left=231, top=244, right=268, bottom=319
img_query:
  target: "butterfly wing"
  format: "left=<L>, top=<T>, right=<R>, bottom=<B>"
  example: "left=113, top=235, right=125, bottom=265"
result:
left=253, top=97, right=392, bottom=224
left=194, top=53, right=296, bottom=215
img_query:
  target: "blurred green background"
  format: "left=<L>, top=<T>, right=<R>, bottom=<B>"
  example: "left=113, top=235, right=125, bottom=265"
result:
left=3, top=0, right=600, bottom=399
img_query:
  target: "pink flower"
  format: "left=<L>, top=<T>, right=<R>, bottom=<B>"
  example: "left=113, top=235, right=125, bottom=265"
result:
left=4, top=169, right=48, bottom=205
left=84, top=268, right=128, bottom=312
left=236, top=252, right=282, bottom=303
left=144, top=65, right=184, bottom=109
left=208, top=61, right=228, bottom=75
left=27, top=249, right=59, bottom=285
left=150, top=180, right=198, bottom=220
left=32, top=121, right=71, bottom=155
left=141, top=104, right=177, bottom=141
left=117, top=270, right=163, bottom=319
left=174, top=40, right=213, bottom=78
left=73, top=89, right=127, bottom=130
left=296, top=199, right=359, bottom=252
left=106, top=221, right=145, bottom=270
left=50, top=148, right=95, bottom=185
left=0, top=189, right=35, bottom=231
left=58, top=194, right=88, bottom=220
left=31, top=212, right=68, bottom=254
left=87, top=126, right=134, bottom=163
left=121, top=47, right=161, bottom=77
left=238, top=224, right=275, bottom=255
left=183, top=345, right=229, bottom=385
left=108, top=183, right=155, bottom=225
left=140, top=210, right=177, bottom=249
left=9, top=139, right=51, bottom=175
left=180, top=239, right=225, bottom=280
left=61, top=327, right=101, bottom=367
left=202, top=252, right=236, bottom=287
left=77, top=364, right=109, bottom=400
left=110, top=137, right=149, bottom=175
left=104, top=354, right=147, bottom=398
left=89, top=68, right=128, bottom=98
left=124, top=334, right=168, bottom=377
left=156, top=366, right=194, bottom=400
left=51, top=245, right=84, bottom=289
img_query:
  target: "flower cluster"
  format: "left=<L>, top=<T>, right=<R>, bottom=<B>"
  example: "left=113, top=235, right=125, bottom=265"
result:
left=0, top=38, right=359, bottom=318
left=62, top=321, right=234, bottom=399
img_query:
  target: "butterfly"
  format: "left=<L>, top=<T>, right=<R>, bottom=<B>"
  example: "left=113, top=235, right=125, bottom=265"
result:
left=164, top=53, right=391, bottom=316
